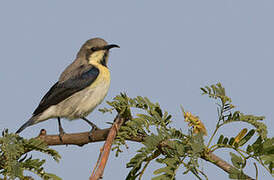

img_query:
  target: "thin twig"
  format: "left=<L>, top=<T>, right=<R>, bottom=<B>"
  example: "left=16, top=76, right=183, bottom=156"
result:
left=138, top=160, right=150, bottom=180
left=138, top=150, right=161, bottom=180
left=253, top=163, right=258, bottom=180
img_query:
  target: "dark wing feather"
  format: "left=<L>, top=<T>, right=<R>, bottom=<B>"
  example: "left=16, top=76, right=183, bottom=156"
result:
left=33, top=65, right=99, bottom=115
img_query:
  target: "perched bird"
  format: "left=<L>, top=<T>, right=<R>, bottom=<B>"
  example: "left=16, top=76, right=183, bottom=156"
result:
left=16, top=38, right=119, bottom=138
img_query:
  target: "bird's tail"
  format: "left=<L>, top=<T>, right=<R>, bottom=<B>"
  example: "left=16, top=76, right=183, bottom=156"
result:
left=16, top=116, right=39, bottom=134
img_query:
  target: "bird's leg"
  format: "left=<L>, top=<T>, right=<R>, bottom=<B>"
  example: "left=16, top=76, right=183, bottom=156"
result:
left=82, top=117, right=100, bottom=130
left=81, top=117, right=100, bottom=140
left=57, top=117, right=65, bottom=143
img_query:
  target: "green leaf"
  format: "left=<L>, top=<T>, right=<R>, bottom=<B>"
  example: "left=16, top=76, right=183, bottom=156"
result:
left=223, top=137, right=229, bottom=145
left=190, top=133, right=204, bottom=154
left=200, top=87, right=207, bottom=94
left=263, top=137, right=274, bottom=153
left=201, top=83, right=231, bottom=105
left=251, top=136, right=263, bottom=155
left=0, top=130, right=61, bottom=179
left=42, top=173, right=62, bottom=180
left=217, top=135, right=224, bottom=144
left=153, top=167, right=173, bottom=175
left=224, top=113, right=267, bottom=139
left=230, top=152, right=243, bottom=169
left=229, top=168, right=247, bottom=179
left=152, top=174, right=171, bottom=180
left=228, top=137, right=235, bottom=146
left=238, top=129, right=255, bottom=146
left=246, top=145, right=253, bottom=154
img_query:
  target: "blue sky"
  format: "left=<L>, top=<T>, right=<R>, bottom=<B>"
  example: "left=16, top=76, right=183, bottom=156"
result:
left=0, top=1, right=273, bottom=179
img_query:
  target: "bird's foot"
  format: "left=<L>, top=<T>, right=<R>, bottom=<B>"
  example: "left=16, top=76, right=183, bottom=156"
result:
left=88, top=124, right=101, bottom=141
left=58, top=127, right=66, bottom=143
left=81, top=117, right=100, bottom=141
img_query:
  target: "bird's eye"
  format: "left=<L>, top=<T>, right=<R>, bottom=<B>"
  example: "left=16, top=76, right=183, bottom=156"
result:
left=90, top=47, right=98, bottom=51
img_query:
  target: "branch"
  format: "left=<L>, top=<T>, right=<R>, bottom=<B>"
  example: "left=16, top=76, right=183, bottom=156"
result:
left=37, top=127, right=143, bottom=146
left=202, top=152, right=254, bottom=180
left=36, top=127, right=254, bottom=179
left=90, top=115, right=125, bottom=180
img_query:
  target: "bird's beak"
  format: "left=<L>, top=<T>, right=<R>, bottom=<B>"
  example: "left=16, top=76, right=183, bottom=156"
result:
left=104, top=44, right=120, bottom=50
left=90, top=44, right=120, bottom=51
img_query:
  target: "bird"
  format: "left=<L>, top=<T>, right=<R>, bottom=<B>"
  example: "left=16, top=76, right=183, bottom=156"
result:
left=16, top=38, right=119, bottom=139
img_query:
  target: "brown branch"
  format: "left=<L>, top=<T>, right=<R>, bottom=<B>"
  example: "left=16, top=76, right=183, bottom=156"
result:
left=90, top=115, right=125, bottom=180
left=38, top=128, right=111, bottom=146
left=36, top=126, right=254, bottom=179
left=37, top=127, right=143, bottom=146
left=91, top=147, right=103, bottom=177
left=202, top=152, right=254, bottom=180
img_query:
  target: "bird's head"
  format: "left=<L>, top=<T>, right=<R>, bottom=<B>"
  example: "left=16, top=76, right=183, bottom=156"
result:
left=77, top=38, right=119, bottom=67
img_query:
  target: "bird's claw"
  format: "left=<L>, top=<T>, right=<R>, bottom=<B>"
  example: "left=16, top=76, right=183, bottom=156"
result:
left=58, top=127, right=66, bottom=143
left=88, top=125, right=100, bottom=141
left=81, top=117, right=100, bottom=141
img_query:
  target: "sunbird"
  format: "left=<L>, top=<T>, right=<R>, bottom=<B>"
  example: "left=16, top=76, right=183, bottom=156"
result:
left=16, top=38, right=119, bottom=139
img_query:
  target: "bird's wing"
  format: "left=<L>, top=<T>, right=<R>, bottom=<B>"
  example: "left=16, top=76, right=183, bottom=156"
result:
left=33, top=65, right=99, bottom=115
